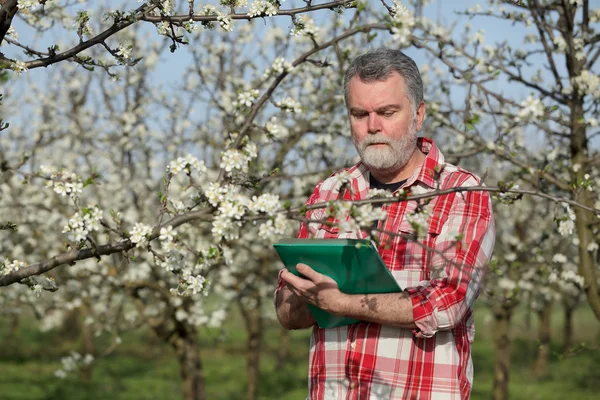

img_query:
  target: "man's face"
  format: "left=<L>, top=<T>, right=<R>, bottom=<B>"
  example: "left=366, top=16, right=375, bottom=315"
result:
left=347, top=72, right=424, bottom=174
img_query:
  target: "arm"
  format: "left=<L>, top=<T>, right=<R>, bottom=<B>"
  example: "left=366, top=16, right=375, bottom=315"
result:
left=283, top=187, right=495, bottom=336
left=281, top=265, right=417, bottom=328
left=405, top=187, right=495, bottom=337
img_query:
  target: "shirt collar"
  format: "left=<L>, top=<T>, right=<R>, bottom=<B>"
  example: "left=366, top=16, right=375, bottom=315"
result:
left=408, top=137, right=445, bottom=189
left=347, top=137, right=445, bottom=191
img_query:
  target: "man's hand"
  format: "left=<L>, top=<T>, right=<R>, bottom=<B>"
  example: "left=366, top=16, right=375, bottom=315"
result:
left=281, top=263, right=348, bottom=315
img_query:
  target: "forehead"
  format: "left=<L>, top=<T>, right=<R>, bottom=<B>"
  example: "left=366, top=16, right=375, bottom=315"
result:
left=346, top=71, right=410, bottom=109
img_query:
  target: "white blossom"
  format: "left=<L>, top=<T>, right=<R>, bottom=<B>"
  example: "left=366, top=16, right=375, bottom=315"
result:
left=277, top=96, right=302, bottom=114
left=263, top=57, right=293, bottom=78
left=129, top=222, right=153, bottom=246
left=572, top=70, right=600, bottom=99
left=248, top=0, right=279, bottom=17
left=62, top=206, right=104, bottom=242
left=515, top=95, right=544, bottom=123
left=498, top=277, right=516, bottom=291
left=159, top=225, right=174, bottom=242
left=40, top=165, right=84, bottom=198
left=217, top=12, right=233, bottom=32
left=248, top=193, right=280, bottom=215
left=390, top=1, right=415, bottom=46
left=233, top=89, right=259, bottom=108
left=552, top=253, right=567, bottom=263
left=166, top=154, right=207, bottom=175
left=290, top=16, right=319, bottom=37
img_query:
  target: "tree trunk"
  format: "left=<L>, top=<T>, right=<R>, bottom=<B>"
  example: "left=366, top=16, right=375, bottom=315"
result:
left=276, top=326, right=290, bottom=370
left=239, top=295, right=264, bottom=400
left=5, top=313, right=19, bottom=345
left=563, top=3, right=600, bottom=321
left=58, top=308, right=81, bottom=340
left=79, top=306, right=95, bottom=383
left=532, top=302, right=552, bottom=378
left=492, top=304, right=512, bottom=400
left=562, top=302, right=575, bottom=353
left=171, top=326, right=206, bottom=400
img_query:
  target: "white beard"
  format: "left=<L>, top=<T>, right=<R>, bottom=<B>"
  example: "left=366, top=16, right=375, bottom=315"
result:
left=353, top=120, right=418, bottom=173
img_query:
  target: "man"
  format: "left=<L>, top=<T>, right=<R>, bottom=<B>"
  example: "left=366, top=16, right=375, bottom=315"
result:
left=274, top=48, right=495, bottom=399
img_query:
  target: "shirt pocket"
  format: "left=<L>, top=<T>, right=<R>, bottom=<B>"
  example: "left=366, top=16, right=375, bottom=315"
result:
left=391, top=269, right=428, bottom=290
left=316, top=218, right=366, bottom=239
left=382, top=219, right=439, bottom=275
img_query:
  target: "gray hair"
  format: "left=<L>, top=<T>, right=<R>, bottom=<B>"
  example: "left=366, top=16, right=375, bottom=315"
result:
left=343, top=48, right=423, bottom=113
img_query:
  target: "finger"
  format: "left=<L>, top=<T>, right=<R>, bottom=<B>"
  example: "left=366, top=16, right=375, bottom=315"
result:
left=296, top=263, right=321, bottom=281
left=282, top=269, right=312, bottom=289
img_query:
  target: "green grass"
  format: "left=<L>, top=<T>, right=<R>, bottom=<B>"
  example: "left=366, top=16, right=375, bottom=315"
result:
left=0, top=304, right=599, bottom=399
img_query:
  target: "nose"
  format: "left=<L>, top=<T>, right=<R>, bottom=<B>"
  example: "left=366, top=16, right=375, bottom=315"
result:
left=367, top=113, right=381, bottom=134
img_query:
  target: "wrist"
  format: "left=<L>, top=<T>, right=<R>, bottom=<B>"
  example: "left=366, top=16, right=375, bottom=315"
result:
left=329, top=292, right=352, bottom=316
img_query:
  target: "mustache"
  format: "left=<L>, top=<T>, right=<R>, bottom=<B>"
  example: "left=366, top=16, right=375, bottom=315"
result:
left=360, top=135, right=392, bottom=146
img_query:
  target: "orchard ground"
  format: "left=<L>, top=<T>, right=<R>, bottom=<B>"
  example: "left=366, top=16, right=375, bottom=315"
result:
left=0, top=303, right=599, bottom=400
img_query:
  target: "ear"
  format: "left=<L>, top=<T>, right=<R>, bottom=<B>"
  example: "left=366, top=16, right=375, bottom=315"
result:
left=415, top=101, right=426, bottom=131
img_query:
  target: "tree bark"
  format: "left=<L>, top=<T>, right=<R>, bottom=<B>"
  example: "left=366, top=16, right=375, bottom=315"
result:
left=171, top=326, right=206, bottom=400
left=562, top=301, right=575, bottom=353
left=239, top=295, right=264, bottom=400
left=532, top=302, right=552, bottom=378
left=562, top=0, right=600, bottom=321
left=276, top=326, right=290, bottom=370
left=492, top=304, right=513, bottom=400
left=79, top=305, right=95, bottom=383
left=5, top=313, right=19, bottom=345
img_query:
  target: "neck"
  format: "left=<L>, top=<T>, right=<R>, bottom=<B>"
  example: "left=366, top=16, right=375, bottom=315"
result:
left=368, top=149, right=425, bottom=184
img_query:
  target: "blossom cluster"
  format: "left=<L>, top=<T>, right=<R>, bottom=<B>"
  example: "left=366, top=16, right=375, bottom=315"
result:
left=40, top=165, right=84, bottom=198
left=514, top=95, right=544, bottom=123
left=166, top=154, right=208, bottom=176
left=572, top=70, right=600, bottom=99
left=16, top=0, right=39, bottom=11
left=217, top=12, right=233, bottom=32
left=62, top=206, right=104, bottom=242
left=55, top=352, right=94, bottom=379
left=12, top=60, right=28, bottom=75
left=205, top=184, right=287, bottom=241
left=556, top=204, right=576, bottom=237
left=116, top=44, right=133, bottom=61
left=0, top=257, right=26, bottom=277
left=258, top=214, right=290, bottom=242
left=264, top=116, right=288, bottom=141
left=248, top=0, right=280, bottom=17
left=277, top=96, right=302, bottom=114
left=263, top=57, right=293, bottom=78
left=129, top=222, right=153, bottom=247
left=233, top=89, right=259, bottom=108
left=174, top=304, right=226, bottom=327
left=220, top=141, right=258, bottom=175
left=290, top=16, right=319, bottom=37
left=390, top=1, right=415, bottom=47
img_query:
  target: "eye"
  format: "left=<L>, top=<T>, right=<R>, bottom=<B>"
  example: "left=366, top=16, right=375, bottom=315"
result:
left=379, top=111, right=395, bottom=117
left=352, top=112, right=368, bottom=119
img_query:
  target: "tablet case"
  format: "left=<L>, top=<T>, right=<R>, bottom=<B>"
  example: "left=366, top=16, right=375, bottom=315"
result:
left=273, top=238, right=402, bottom=328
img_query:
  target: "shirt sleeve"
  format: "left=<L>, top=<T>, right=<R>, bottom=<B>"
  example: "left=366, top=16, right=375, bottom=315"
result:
left=406, top=184, right=495, bottom=338
left=273, top=184, right=322, bottom=307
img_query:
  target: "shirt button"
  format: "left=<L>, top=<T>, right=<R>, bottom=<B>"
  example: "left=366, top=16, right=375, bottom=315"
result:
left=350, top=341, right=356, bottom=350
left=350, top=382, right=356, bottom=389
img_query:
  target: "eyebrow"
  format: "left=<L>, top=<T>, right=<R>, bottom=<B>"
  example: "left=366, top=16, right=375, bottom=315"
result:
left=349, top=104, right=403, bottom=114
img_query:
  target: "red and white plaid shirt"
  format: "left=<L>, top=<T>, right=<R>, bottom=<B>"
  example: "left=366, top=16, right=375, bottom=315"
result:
left=276, top=138, right=495, bottom=399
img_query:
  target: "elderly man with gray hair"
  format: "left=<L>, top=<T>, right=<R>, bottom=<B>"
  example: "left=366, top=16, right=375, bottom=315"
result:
left=275, top=48, right=495, bottom=399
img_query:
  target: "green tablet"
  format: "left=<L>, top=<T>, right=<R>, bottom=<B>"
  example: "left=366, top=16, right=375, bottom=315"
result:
left=273, top=238, right=402, bottom=329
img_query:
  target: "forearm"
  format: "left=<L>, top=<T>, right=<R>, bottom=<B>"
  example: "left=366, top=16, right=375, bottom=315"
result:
left=275, top=286, right=316, bottom=330
left=334, top=291, right=417, bottom=329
